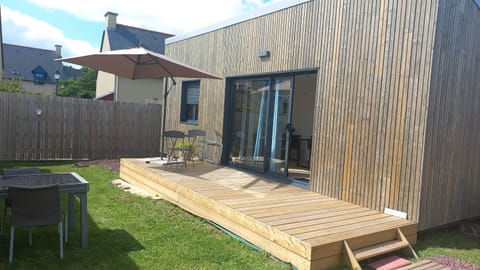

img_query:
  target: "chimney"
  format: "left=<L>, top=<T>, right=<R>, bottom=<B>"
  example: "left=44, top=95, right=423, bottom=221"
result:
left=104, top=11, right=118, bottom=29
left=55, top=45, right=62, bottom=57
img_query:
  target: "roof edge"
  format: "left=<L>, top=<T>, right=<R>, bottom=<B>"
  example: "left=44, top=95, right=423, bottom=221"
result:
left=117, top=23, right=174, bottom=38
left=3, top=43, right=57, bottom=54
left=166, top=0, right=311, bottom=44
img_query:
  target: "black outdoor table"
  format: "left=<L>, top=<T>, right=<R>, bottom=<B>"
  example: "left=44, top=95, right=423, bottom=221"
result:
left=0, top=172, right=89, bottom=248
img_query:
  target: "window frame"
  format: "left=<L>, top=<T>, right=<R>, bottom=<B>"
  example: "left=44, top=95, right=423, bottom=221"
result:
left=180, top=80, right=201, bottom=125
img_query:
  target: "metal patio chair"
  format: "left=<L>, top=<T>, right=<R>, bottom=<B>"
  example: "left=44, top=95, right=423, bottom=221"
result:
left=8, top=185, right=64, bottom=263
left=187, top=129, right=207, bottom=166
left=164, top=130, right=188, bottom=167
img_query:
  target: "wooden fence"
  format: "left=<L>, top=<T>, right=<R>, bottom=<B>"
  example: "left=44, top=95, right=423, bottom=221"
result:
left=0, top=92, right=162, bottom=160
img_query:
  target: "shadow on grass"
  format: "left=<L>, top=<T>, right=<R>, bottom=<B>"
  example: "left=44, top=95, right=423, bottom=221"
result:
left=0, top=210, right=144, bottom=270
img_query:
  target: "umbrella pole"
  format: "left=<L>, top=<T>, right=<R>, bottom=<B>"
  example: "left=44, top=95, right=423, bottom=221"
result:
left=160, top=78, right=168, bottom=160
left=160, top=77, right=176, bottom=160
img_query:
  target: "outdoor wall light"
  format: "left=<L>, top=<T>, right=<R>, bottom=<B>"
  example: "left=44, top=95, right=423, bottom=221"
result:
left=35, top=108, right=43, bottom=116
left=258, top=50, right=270, bottom=58
left=54, top=70, right=61, bottom=96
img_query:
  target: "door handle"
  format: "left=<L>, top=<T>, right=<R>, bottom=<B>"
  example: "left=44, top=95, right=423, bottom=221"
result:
left=286, top=123, right=295, bottom=134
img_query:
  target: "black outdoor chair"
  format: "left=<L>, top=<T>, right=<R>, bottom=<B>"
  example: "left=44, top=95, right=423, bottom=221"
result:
left=1, top=167, right=41, bottom=234
left=164, top=130, right=188, bottom=167
left=187, top=129, right=207, bottom=166
left=8, top=185, right=64, bottom=263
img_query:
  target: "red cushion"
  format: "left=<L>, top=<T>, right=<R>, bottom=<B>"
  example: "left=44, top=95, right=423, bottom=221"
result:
left=368, top=256, right=411, bottom=270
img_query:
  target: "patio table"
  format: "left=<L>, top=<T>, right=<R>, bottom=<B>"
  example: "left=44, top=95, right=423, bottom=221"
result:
left=0, top=172, right=89, bottom=248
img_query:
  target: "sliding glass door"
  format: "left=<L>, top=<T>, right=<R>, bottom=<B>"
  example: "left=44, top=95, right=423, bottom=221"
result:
left=229, top=77, right=294, bottom=176
left=269, top=78, right=293, bottom=176
left=229, top=79, right=269, bottom=172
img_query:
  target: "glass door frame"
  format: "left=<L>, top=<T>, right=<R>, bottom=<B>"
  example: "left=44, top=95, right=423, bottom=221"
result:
left=221, top=69, right=318, bottom=181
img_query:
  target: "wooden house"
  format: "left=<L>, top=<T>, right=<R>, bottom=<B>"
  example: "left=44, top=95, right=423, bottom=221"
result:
left=163, top=0, right=480, bottom=232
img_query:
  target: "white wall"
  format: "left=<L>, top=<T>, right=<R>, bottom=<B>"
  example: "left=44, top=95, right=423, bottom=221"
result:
left=117, top=77, right=164, bottom=103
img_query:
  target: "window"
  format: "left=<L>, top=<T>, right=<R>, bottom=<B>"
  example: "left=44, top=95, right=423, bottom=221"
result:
left=34, top=72, right=46, bottom=85
left=31, top=65, right=47, bottom=85
left=181, top=80, right=200, bottom=124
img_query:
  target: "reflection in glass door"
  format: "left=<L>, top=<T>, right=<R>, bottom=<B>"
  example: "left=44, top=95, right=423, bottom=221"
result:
left=229, top=79, right=270, bottom=172
left=269, top=78, right=293, bottom=176
left=229, top=77, right=294, bottom=176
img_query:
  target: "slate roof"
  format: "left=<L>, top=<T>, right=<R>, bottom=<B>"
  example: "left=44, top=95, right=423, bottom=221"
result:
left=2, top=43, right=80, bottom=83
left=104, top=24, right=173, bottom=53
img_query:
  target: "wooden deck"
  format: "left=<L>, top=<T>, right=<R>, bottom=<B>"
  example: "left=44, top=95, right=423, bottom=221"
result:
left=120, top=158, right=417, bottom=270
left=397, top=260, right=451, bottom=270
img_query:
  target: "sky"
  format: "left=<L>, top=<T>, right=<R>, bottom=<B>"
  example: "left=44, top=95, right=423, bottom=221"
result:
left=1, top=0, right=280, bottom=58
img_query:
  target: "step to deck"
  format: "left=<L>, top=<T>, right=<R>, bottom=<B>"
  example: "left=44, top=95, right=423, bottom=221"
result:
left=354, top=240, right=410, bottom=261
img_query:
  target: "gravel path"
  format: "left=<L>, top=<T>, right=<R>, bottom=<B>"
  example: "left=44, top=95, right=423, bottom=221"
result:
left=430, top=256, right=480, bottom=270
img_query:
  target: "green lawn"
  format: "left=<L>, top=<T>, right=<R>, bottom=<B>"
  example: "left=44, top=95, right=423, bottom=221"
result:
left=0, top=162, right=289, bottom=270
left=415, top=228, right=480, bottom=266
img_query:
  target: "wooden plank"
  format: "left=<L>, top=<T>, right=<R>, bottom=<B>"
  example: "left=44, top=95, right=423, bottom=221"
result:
left=276, top=208, right=378, bottom=231
left=289, top=214, right=396, bottom=237
left=270, top=206, right=369, bottom=228
left=398, top=260, right=451, bottom=270
left=353, top=240, right=408, bottom=261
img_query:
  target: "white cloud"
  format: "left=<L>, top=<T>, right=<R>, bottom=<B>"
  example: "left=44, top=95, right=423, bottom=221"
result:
left=2, top=0, right=283, bottom=58
left=2, top=6, right=98, bottom=57
left=26, top=0, right=281, bottom=35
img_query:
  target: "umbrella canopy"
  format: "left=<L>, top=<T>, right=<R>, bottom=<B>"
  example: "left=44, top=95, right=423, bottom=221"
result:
left=58, top=47, right=220, bottom=80
left=58, top=47, right=222, bottom=159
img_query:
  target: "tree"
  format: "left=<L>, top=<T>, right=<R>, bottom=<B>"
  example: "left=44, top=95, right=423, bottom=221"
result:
left=57, top=67, right=96, bottom=98
left=0, top=78, right=25, bottom=93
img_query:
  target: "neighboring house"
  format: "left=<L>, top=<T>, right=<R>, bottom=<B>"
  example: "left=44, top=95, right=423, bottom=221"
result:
left=165, top=0, right=480, bottom=231
left=96, top=12, right=173, bottom=103
left=2, top=44, right=82, bottom=95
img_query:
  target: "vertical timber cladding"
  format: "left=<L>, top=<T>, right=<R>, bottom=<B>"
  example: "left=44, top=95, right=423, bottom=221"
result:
left=165, top=0, right=320, bottom=143
left=165, top=0, right=440, bottom=222
left=310, top=0, right=439, bottom=222
left=420, top=0, right=480, bottom=230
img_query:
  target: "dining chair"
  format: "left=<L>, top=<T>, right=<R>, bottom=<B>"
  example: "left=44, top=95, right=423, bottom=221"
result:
left=187, top=129, right=206, bottom=166
left=1, top=167, right=41, bottom=235
left=164, top=130, right=188, bottom=167
left=8, top=185, right=64, bottom=263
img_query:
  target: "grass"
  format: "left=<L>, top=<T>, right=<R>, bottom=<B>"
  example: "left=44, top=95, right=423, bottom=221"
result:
left=0, top=161, right=289, bottom=270
left=415, top=228, right=480, bottom=266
